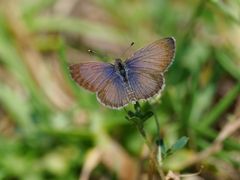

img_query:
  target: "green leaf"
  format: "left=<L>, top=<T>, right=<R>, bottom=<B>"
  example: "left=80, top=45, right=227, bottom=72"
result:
left=134, top=102, right=141, bottom=113
left=141, top=111, right=153, bottom=122
left=171, top=136, right=189, bottom=152
left=127, top=111, right=135, bottom=118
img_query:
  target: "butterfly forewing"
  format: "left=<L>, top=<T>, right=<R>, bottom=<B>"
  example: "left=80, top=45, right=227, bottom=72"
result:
left=69, top=62, right=115, bottom=92
left=125, top=37, right=175, bottom=73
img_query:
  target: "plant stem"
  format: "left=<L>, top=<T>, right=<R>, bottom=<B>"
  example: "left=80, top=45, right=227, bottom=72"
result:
left=151, top=104, right=160, bottom=137
left=137, top=126, right=165, bottom=180
left=126, top=102, right=165, bottom=179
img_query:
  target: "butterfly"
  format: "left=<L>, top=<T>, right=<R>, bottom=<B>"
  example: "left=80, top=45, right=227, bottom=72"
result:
left=69, top=37, right=176, bottom=109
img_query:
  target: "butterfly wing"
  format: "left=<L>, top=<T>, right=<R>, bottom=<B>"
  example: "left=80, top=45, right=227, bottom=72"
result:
left=69, top=62, right=115, bottom=92
left=127, top=71, right=165, bottom=100
left=125, top=37, right=175, bottom=100
left=97, top=73, right=129, bottom=109
left=70, top=62, right=129, bottom=108
left=125, top=37, right=175, bottom=72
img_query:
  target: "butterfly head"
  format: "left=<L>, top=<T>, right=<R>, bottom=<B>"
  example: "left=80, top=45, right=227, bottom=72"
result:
left=114, top=58, right=124, bottom=71
left=114, top=58, right=128, bottom=80
left=114, top=58, right=123, bottom=65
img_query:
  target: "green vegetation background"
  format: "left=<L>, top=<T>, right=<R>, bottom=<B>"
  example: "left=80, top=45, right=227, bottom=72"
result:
left=0, top=0, right=240, bottom=179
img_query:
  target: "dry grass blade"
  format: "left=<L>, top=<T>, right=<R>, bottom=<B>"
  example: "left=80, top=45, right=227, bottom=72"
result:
left=182, top=116, right=240, bottom=168
left=79, top=132, right=138, bottom=180
left=79, top=148, right=102, bottom=180
left=98, top=133, right=139, bottom=180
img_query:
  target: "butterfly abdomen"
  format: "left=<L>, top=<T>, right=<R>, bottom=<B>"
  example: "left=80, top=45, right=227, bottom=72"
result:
left=124, top=83, right=137, bottom=102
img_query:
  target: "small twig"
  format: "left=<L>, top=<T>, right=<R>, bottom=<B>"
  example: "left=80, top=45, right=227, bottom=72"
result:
left=165, top=167, right=202, bottom=180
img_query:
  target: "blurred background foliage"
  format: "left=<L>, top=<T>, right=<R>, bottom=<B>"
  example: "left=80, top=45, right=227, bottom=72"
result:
left=0, top=0, right=240, bottom=179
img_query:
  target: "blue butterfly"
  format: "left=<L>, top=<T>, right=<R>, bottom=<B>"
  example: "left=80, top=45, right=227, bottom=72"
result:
left=69, top=37, right=176, bottom=109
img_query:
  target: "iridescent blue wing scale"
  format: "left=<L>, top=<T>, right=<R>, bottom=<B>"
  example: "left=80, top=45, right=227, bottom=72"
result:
left=125, top=37, right=175, bottom=100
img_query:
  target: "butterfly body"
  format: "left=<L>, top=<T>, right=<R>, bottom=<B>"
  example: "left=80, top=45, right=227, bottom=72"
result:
left=114, top=58, right=128, bottom=83
left=114, top=58, right=137, bottom=102
left=70, top=37, right=176, bottom=109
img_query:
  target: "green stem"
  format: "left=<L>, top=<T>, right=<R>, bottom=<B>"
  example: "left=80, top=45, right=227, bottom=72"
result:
left=152, top=105, right=160, bottom=137
left=137, top=126, right=165, bottom=180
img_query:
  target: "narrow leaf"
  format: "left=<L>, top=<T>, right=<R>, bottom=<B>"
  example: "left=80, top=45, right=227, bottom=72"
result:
left=171, top=136, right=189, bottom=152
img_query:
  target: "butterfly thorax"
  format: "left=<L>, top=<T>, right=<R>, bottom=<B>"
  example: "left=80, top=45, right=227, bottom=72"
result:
left=114, top=59, right=128, bottom=83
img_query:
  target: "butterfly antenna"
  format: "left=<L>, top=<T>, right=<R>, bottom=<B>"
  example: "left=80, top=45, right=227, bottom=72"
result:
left=88, top=49, right=109, bottom=61
left=122, top=42, right=134, bottom=58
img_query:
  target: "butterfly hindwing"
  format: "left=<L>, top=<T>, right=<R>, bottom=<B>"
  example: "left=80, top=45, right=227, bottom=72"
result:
left=97, top=73, right=129, bottom=109
left=127, top=70, right=164, bottom=100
